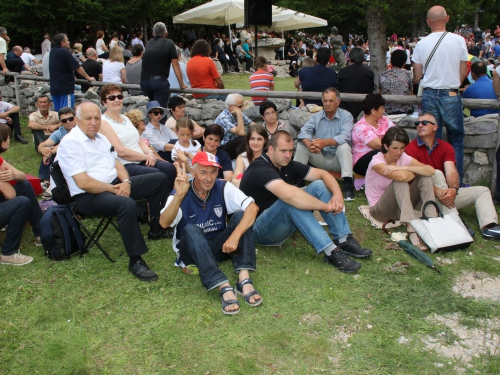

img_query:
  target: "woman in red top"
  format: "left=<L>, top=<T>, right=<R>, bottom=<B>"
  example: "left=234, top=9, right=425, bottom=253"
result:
left=0, top=124, right=42, bottom=265
left=186, top=39, right=227, bottom=101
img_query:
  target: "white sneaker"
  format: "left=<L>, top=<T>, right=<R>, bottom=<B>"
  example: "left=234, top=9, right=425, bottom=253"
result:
left=1, top=252, right=34, bottom=266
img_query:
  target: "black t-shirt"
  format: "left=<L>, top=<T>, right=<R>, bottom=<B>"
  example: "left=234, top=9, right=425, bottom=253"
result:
left=240, top=153, right=311, bottom=216
left=49, top=46, right=81, bottom=96
left=141, top=36, right=177, bottom=79
left=77, top=59, right=102, bottom=93
left=214, top=45, right=227, bottom=60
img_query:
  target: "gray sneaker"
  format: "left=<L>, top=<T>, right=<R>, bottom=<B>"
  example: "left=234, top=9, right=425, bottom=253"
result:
left=324, top=250, right=361, bottom=273
left=1, top=252, right=34, bottom=266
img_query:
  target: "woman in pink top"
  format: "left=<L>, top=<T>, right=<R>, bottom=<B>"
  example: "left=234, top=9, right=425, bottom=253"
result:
left=365, top=127, right=436, bottom=251
left=352, top=94, right=395, bottom=176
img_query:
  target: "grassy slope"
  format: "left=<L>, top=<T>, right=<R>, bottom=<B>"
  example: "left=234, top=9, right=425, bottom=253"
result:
left=1, top=76, right=499, bottom=375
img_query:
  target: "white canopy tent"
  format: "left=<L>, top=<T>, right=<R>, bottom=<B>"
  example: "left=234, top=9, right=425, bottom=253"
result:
left=272, top=9, right=327, bottom=32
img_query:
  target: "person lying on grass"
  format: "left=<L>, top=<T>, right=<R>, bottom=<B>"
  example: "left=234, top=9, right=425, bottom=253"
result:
left=159, top=153, right=262, bottom=315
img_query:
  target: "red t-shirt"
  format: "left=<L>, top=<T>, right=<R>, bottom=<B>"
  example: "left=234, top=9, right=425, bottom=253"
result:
left=405, top=138, right=455, bottom=173
left=186, top=55, right=221, bottom=98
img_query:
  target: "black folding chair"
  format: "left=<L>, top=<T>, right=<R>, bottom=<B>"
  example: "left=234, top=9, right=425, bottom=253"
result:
left=50, top=161, right=123, bottom=262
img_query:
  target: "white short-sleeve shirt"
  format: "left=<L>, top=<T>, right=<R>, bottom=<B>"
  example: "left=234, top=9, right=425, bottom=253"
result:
left=57, top=126, right=118, bottom=196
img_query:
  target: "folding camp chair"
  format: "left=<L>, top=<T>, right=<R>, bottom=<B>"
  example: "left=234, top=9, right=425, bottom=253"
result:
left=50, top=160, right=123, bottom=262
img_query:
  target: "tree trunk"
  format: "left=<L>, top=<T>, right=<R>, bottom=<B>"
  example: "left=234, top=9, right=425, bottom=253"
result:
left=365, top=5, right=386, bottom=93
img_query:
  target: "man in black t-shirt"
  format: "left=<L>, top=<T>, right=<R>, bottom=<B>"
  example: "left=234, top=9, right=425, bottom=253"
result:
left=140, top=22, right=188, bottom=108
left=76, top=48, right=102, bottom=93
left=240, top=131, right=372, bottom=273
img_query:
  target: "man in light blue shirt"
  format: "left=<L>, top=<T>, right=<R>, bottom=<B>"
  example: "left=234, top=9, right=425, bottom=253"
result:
left=294, top=87, right=355, bottom=200
left=168, top=46, right=190, bottom=96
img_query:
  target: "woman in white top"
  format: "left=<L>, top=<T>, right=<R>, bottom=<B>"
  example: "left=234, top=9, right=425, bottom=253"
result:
left=102, top=46, right=127, bottom=84
left=98, top=84, right=176, bottom=192
left=95, top=30, right=109, bottom=58
left=109, top=32, right=119, bottom=50
left=231, top=124, right=267, bottom=188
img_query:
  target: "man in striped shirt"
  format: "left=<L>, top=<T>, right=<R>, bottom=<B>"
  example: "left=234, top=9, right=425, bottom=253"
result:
left=249, top=57, right=274, bottom=105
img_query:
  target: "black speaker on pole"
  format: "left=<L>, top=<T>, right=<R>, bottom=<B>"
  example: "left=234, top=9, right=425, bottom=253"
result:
left=244, top=0, right=272, bottom=27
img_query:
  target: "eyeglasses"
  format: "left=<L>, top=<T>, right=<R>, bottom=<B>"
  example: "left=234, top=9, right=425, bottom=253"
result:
left=415, top=120, right=436, bottom=126
left=150, top=110, right=164, bottom=116
left=235, top=105, right=244, bottom=109
left=264, top=111, right=276, bottom=117
left=61, top=116, right=74, bottom=123
left=106, top=94, right=124, bottom=101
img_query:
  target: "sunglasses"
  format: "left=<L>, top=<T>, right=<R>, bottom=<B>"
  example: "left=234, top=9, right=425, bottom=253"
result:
left=415, top=120, right=436, bottom=126
left=61, top=116, right=74, bottom=124
left=150, top=110, right=164, bottom=116
left=106, top=94, right=124, bottom=101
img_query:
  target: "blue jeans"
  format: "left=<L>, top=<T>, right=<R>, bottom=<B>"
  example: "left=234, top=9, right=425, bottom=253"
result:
left=140, top=78, right=170, bottom=109
left=253, top=180, right=351, bottom=253
left=0, top=180, right=42, bottom=255
left=203, top=94, right=228, bottom=101
left=422, top=88, right=465, bottom=182
left=178, top=211, right=256, bottom=291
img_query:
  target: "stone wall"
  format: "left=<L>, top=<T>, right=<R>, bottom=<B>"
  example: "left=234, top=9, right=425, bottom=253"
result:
left=1, top=77, right=498, bottom=188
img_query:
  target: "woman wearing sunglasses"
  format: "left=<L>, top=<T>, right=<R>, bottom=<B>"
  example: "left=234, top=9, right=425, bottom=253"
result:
left=365, top=126, right=437, bottom=251
left=99, top=84, right=176, bottom=193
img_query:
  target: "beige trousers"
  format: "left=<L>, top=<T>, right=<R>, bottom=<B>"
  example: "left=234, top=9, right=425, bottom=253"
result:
left=432, top=170, right=498, bottom=229
left=294, top=142, right=353, bottom=178
left=369, top=175, right=437, bottom=223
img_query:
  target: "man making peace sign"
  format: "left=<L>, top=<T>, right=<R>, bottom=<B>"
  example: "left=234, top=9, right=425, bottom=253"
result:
left=159, top=153, right=262, bottom=315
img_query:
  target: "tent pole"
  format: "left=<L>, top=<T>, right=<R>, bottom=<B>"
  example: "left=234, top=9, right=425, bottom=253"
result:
left=255, top=24, right=258, bottom=60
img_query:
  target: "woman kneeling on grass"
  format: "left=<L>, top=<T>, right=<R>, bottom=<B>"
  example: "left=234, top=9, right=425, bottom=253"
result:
left=365, top=126, right=437, bottom=251
left=0, top=124, right=42, bottom=265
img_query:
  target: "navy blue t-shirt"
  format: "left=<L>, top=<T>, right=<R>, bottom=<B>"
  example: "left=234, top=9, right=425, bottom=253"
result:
left=49, top=46, right=81, bottom=95
left=216, top=148, right=232, bottom=179
left=299, top=64, right=338, bottom=106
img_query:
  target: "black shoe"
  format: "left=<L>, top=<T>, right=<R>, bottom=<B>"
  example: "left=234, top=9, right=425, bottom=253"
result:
left=148, top=228, right=174, bottom=240
left=324, top=250, right=361, bottom=273
left=461, top=218, right=475, bottom=237
left=14, top=134, right=28, bottom=144
left=334, top=235, right=373, bottom=258
left=343, top=178, right=355, bottom=201
left=482, top=223, right=500, bottom=240
left=129, top=260, right=158, bottom=281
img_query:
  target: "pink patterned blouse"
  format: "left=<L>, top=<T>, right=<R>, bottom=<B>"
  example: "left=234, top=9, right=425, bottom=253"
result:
left=351, top=115, right=395, bottom=166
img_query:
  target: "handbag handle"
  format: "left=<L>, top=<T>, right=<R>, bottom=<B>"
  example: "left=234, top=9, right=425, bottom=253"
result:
left=421, top=201, right=444, bottom=220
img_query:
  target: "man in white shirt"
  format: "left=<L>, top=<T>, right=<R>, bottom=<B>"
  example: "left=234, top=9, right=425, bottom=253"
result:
left=412, top=5, right=468, bottom=184
left=57, top=102, right=171, bottom=281
left=0, top=93, right=27, bottom=144
left=21, top=47, right=39, bottom=66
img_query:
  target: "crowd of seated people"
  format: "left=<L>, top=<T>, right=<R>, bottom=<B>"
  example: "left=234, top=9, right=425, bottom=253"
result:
left=4, top=63, right=500, bottom=313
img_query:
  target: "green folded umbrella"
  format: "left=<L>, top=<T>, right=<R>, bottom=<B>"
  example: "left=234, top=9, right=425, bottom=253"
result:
left=383, top=219, right=441, bottom=274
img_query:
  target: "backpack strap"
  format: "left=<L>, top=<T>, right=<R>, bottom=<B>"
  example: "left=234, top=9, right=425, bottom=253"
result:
left=53, top=209, right=73, bottom=256
left=60, top=206, right=86, bottom=251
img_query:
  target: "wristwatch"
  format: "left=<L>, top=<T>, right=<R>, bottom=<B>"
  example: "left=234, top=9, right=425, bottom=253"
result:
left=123, top=179, right=132, bottom=185
left=452, top=186, right=459, bottom=195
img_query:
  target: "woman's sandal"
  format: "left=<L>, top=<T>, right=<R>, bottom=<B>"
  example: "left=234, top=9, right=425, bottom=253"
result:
left=219, top=286, right=240, bottom=315
left=407, top=231, right=429, bottom=252
left=236, top=278, right=263, bottom=307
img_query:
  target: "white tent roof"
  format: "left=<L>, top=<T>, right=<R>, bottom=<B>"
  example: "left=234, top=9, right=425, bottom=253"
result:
left=173, top=0, right=327, bottom=31
left=272, top=9, right=327, bottom=31
left=173, top=0, right=280, bottom=26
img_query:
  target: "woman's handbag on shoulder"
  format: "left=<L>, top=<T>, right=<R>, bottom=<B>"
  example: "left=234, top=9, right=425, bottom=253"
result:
left=410, top=201, right=473, bottom=253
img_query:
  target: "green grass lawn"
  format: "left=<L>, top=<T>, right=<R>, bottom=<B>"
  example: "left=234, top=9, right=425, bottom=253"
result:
left=1, top=82, right=500, bottom=374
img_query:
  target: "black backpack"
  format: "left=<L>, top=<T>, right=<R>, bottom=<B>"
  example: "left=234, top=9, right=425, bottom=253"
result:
left=40, top=205, right=86, bottom=261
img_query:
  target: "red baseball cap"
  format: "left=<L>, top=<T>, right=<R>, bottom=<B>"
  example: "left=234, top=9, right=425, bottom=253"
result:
left=192, top=152, right=222, bottom=169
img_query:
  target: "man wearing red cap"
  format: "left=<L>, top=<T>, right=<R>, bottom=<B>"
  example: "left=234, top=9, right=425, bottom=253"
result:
left=159, top=152, right=262, bottom=315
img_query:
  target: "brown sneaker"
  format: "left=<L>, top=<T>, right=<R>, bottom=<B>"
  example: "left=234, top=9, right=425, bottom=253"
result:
left=1, top=252, right=34, bottom=266
left=34, top=237, right=43, bottom=247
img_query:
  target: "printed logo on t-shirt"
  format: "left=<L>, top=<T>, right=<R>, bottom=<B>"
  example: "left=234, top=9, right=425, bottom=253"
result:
left=214, top=206, right=223, bottom=218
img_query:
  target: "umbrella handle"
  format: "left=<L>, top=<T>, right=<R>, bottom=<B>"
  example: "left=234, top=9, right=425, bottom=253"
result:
left=432, top=266, right=442, bottom=274
left=382, top=219, right=396, bottom=234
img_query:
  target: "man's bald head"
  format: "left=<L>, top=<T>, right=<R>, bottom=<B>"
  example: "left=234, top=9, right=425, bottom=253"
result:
left=427, top=5, right=449, bottom=30
left=427, top=6, right=447, bottom=20
left=86, top=48, right=97, bottom=59
left=12, top=46, right=22, bottom=57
